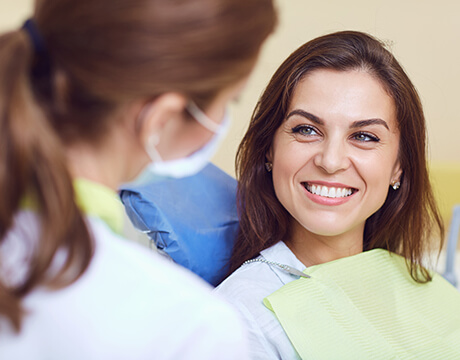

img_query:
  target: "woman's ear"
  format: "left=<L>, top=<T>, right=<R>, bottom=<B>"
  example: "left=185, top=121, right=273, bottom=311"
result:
left=136, top=92, right=188, bottom=147
left=264, top=147, right=274, bottom=172
left=391, top=161, right=403, bottom=184
left=266, top=146, right=273, bottom=163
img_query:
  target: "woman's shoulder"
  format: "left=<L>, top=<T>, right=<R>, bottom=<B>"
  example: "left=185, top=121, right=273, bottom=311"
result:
left=215, top=241, right=304, bottom=305
left=214, top=241, right=303, bottom=360
left=215, top=259, right=282, bottom=302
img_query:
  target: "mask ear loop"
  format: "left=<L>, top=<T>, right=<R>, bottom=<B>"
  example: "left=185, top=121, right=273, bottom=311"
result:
left=186, top=102, right=221, bottom=133
left=145, top=134, right=163, bottom=163
left=145, top=102, right=222, bottom=165
left=135, top=101, right=164, bottom=163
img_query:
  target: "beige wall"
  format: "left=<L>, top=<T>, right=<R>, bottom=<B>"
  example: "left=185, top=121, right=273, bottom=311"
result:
left=0, top=1, right=32, bottom=30
left=213, top=0, right=460, bottom=176
left=3, top=0, right=460, bottom=178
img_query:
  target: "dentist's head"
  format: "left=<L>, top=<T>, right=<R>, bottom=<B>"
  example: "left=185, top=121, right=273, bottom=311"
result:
left=30, top=0, right=276, bottom=184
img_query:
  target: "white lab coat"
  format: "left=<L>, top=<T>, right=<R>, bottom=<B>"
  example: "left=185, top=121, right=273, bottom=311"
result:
left=0, top=211, right=248, bottom=360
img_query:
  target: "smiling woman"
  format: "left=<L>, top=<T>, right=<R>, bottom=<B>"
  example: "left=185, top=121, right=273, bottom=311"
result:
left=270, top=69, right=402, bottom=261
left=228, top=32, right=437, bottom=280
left=215, top=31, right=460, bottom=359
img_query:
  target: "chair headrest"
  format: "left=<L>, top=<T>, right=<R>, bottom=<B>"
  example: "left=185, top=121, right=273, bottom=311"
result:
left=120, top=163, right=238, bottom=286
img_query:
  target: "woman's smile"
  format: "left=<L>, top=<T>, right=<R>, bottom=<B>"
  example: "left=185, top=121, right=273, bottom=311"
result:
left=302, top=181, right=358, bottom=205
left=303, top=182, right=357, bottom=198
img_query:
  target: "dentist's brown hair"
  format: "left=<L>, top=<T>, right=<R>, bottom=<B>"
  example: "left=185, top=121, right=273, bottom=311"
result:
left=229, top=31, right=443, bottom=283
left=0, top=0, right=276, bottom=331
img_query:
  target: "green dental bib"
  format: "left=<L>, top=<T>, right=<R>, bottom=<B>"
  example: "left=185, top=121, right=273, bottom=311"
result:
left=264, top=249, right=460, bottom=359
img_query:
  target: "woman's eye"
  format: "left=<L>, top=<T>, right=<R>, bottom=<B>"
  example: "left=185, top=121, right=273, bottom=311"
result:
left=292, top=125, right=318, bottom=136
left=353, top=132, right=380, bottom=142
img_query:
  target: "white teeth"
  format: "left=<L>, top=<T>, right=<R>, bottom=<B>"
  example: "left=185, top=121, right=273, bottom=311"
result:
left=320, top=186, right=328, bottom=197
left=305, top=183, right=355, bottom=198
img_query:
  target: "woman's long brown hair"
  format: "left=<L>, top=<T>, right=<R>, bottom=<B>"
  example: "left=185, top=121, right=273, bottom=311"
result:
left=230, top=31, right=444, bottom=283
left=0, top=0, right=276, bottom=332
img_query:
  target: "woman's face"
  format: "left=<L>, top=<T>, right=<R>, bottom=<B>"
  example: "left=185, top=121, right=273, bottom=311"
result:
left=269, top=69, right=402, bottom=242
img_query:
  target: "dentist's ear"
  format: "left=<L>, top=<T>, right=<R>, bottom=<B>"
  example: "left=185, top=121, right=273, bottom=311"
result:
left=136, top=92, right=188, bottom=148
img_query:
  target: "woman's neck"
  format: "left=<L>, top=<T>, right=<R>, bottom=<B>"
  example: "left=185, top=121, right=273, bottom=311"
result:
left=285, top=221, right=364, bottom=268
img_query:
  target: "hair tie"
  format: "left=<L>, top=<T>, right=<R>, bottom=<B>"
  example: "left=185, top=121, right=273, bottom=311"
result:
left=22, top=18, right=52, bottom=80
left=22, top=19, right=47, bottom=56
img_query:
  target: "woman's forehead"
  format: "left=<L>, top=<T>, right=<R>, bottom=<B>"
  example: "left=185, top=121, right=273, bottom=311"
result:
left=286, top=69, right=397, bottom=130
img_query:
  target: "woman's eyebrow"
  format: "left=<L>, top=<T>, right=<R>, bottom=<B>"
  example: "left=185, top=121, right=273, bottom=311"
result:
left=286, top=110, right=390, bottom=131
left=350, top=118, right=389, bottom=130
left=286, top=109, right=324, bottom=125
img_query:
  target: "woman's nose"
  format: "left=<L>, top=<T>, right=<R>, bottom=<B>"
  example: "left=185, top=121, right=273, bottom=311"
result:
left=313, top=139, right=351, bottom=174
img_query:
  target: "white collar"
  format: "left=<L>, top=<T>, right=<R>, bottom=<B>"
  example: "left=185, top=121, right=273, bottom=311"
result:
left=257, top=241, right=308, bottom=284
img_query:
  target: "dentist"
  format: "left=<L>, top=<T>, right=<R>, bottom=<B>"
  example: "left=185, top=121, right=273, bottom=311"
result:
left=0, top=0, right=276, bottom=359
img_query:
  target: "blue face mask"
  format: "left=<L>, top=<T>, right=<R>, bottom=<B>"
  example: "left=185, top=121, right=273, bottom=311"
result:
left=144, top=101, right=230, bottom=179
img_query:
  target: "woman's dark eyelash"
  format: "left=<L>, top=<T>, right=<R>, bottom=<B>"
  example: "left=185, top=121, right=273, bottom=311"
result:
left=290, top=126, right=379, bottom=141
left=355, top=132, right=380, bottom=141
left=291, top=125, right=316, bottom=133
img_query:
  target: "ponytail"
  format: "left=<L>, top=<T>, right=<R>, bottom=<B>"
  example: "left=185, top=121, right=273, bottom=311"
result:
left=0, top=30, right=93, bottom=332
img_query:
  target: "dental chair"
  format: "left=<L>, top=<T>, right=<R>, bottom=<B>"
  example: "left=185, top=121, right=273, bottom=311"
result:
left=429, top=162, right=460, bottom=288
left=119, top=163, right=238, bottom=286
left=443, top=205, right=460, bottom=287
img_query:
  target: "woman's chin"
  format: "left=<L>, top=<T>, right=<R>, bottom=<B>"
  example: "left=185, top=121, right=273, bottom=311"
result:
left=293, top=218, right=365, bottom=241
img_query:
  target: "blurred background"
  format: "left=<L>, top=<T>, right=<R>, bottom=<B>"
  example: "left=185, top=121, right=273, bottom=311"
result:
left=2, top=0, right=459, bottom=226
